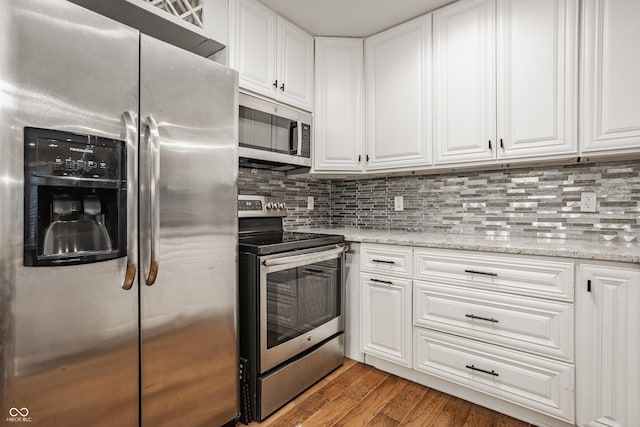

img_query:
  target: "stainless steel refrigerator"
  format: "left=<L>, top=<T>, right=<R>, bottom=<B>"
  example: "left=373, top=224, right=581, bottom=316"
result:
left=0, top=0, right=239, bottom=425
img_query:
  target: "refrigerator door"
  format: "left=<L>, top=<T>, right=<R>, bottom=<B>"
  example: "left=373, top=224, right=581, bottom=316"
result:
left=0, top=1, right=139, bottom=426
left=139, top=35, right=239, bottom=426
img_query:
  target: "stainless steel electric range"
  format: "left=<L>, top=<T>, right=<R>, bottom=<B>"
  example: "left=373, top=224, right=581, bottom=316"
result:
left=238, top=195, right=345, bottom=423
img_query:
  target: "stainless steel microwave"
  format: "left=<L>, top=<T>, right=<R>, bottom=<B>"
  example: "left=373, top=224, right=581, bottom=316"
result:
left=238, top=93, right=312, bottom=170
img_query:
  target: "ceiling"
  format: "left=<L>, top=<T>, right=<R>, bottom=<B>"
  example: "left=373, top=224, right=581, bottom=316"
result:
left=259, top=0, right=455, bottom=37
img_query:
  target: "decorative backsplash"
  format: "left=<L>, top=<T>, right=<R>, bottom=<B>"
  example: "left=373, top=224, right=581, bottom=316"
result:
left=240, top=159, right=640, bottom=242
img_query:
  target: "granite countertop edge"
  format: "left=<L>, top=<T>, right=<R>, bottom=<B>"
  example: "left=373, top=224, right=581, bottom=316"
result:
left=290, top=227, right=640, bottom=264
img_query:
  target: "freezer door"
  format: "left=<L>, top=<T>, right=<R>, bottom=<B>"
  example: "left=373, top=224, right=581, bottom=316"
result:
left=0, top=1, right=139, bottom=426
left=139, top=35, right=239, bottom=426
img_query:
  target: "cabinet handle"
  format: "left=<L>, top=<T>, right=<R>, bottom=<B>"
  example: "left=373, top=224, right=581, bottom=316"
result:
left=466, top=364, right=499, bottom=377
left=304, top=268, right=324, bottom=274
left=280, top=82, right=285, bottom=91
left=488, top=140, right=492, bottom=150
left=370, top=278, right=393, bottom=285
left=372, top=259, right=395, bottom=264
left=273, top=80, right=278, bottom=88
left=465, top=269, right=498, bottom=277
left=465, top=314, right=499, bottom=323
left=358, top=154, right=362, bottom=162
left=500, top=138, right=504, bottom=149
left=366, top=154, right=370, bottom=162
left=587, top=279, right=591, bottom=292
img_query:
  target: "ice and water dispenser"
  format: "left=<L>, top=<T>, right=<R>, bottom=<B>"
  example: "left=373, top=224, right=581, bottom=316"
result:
left=23, top=127, right=127, bottom=266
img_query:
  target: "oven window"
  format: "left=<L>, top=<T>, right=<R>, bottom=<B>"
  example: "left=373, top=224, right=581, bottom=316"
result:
left=266, top=258, right=341, bottom=349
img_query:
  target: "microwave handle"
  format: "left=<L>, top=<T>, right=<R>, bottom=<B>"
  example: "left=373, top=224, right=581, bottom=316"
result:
left=297, top=120, right=303, bottom=156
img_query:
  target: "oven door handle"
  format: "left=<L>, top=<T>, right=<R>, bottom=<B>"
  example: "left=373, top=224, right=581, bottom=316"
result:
left=262, top=246, right=346, bottom=267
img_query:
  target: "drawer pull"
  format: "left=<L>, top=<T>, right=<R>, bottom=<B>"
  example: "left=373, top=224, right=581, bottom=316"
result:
left=465, top=314, right=499, bottom=323
left=372, top=259, right=395, bottom=264
left=370, top=278, right=393, bottom=285
left=465, top=269, right=498, bottom=277
left=466, top=364, right=499, bottom=377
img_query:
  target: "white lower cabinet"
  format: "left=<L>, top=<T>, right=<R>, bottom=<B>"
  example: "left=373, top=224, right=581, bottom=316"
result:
left=361, top=272, right=412, bottom=368
left=414, top=328, right=575, bottom=422
left=576, top=263, right=640, bottom=427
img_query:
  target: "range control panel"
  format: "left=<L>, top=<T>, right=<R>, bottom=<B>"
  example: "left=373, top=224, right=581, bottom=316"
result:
left=238, top=195, right=287, bottom=218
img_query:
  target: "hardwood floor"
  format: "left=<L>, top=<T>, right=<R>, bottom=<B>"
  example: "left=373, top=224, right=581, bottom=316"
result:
left=242, top=358, right=534, bottom=427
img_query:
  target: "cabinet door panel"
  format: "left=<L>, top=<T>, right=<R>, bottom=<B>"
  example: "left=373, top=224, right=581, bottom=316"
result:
left=235, top=0, right=277, bottom=96
left=365, top=15, right=432, bottom=170
left=361, top=273, right=412, bottom=367
left=497, top=0, right=578, bottom=159
left=582, top=0, right=640, bottom=154
left=434, top=0, right=495, bottom=165
left=313, top=38, right=364, bottom=171
left=278, top=17, right=313, bottom=111
left=576, top=264, right=640, bottom=427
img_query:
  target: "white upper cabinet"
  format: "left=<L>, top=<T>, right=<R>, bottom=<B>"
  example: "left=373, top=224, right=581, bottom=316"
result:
left=313, top=38, right=365, bottom=172
left=277, top=17, right=314, bottom=110
left=365, top=15, right=433, bottom=171
left=434, top=0, right=496, bottom=165
left=497, top=0, right=578, bottom=159
left=230, top=0, right=313, bottom=111
left=434, top=0, right=578, bottom=165
left=581, top=0, right=640, bottom=155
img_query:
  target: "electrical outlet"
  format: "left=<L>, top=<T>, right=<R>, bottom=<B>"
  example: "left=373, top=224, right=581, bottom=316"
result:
left=307, top=196, right=314, bottom=210
left=580, top=192, right=597, bottom=212
left=394, top=196, right=404, bottom=212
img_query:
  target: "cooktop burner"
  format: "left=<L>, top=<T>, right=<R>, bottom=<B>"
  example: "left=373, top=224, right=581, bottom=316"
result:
left=239, top=231, right=344, bottom=255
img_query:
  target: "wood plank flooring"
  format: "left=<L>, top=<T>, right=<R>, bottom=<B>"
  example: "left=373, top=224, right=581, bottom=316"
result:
left=243, top=358, right=534, bottom=427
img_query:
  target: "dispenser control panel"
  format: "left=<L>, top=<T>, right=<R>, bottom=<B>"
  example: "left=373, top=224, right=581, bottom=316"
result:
left=25, top=127, right=124, bottom=181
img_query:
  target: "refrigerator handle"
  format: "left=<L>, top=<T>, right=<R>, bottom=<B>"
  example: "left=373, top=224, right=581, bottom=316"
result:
left=121, top=111, right=138, bottom=290
left=144, top=115, right=160, bottom=286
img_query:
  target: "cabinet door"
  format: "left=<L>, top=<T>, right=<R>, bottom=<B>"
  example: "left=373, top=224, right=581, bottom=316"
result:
left=234, top=0, right=277, bottom=97
left=365, top=15, right=432, bottom=171
left=434, top=0, right=495, bottom=165
left=576, top=264, right=640, bottom=427
left=361, top=273, right=412, bottom=367
left=497, top=0, right=578, bottom=159
left=313, top=38, right=364, bottom=171
left=581, top=0, right=640, bottom=155
left=277, top=17, right=314, bottom=111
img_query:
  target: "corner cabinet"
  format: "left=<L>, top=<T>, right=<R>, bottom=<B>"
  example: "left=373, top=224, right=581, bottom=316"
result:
left=433, top=0, right=578, bottom=166
left=230, top=0, right=313, bottom=111
left=313, top=38, right=365, bottom=172
left=365, top=14, right=433, bottom=171
left=576, top=263, right=640, bottom=427
left=581, top=0, right=640, bottom=156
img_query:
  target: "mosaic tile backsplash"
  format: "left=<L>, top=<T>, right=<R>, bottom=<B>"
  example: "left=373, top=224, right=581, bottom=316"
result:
left=240, top=160, right=640, bottom=242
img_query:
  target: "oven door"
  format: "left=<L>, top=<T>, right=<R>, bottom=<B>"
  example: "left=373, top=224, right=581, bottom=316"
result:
left=259, top=244, right=345, bottom=373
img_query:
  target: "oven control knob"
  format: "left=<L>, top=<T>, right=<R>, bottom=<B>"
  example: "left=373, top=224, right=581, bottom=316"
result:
left=265, top=202, right=274, bottom=210
left=278, top=202, right=286, bottom=210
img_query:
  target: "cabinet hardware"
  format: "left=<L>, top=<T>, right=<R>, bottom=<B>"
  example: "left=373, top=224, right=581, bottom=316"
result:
left=280, top=82, right=285, bottom=91
left=500, top=138, right=504, bottom=149
left=465, top=314, right=499, bottom=323
left=587, top=279, right=591, bottom=292
left=488, top=140, right=492, bottom=150
left=304, top=268, right=324, bottom=274
left=372, top=259, right=395, bottom=264
left=464, top=269, right=498, bottom=277
left=366, top=154, right=370, bottom=162
left=273, top=80, right=278, bottom=88
left=466, top=364, right=499, bottom=376
left=370, top=278, right=393, bottom=285
left=358, top=154, right=361, bottom=162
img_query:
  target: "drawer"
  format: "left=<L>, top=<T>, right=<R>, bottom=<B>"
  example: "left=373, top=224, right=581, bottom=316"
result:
left=414, top=281, right=574, bottom=361
left=414, top=328, right=574, bottom=423
left=361, top=244, right=412, bottom=278
left=414, top=249, right=574, bottom=301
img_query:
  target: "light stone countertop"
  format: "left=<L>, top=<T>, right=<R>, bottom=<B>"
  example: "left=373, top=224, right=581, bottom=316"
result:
left=290, top=227, right=640, bottom=264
